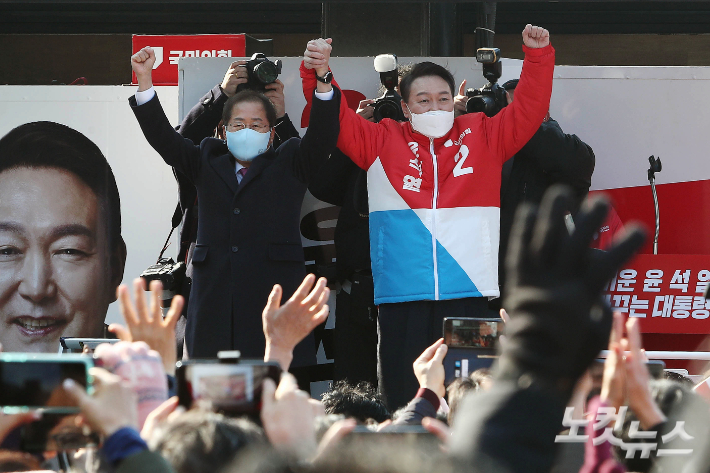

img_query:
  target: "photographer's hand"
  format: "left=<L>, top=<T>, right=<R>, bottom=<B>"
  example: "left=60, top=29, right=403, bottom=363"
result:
left=522, top=24, right=550, bottom=49
left=220, top=60, right=248, bottom=97
left=110, top=278, right=183, bottom=376
left=356, top=99, right=375, bottom=122
left=263, top=274, right=329, bottom=371
left=264, top=79, right=287, bottom=119
left=131, top=47, right=156, bottom=92
left=454, top=80, right=469, bottom=117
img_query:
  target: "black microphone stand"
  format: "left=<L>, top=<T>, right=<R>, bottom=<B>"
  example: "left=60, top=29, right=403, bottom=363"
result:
left=648, top=155, right=662, bottom=255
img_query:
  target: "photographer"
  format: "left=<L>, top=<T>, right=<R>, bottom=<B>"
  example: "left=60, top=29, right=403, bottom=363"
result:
left=129, top=44, right=340, bottom=367
left=457, top=79, right=595, bottom=303
left=303, top=26, right=555, bottom=410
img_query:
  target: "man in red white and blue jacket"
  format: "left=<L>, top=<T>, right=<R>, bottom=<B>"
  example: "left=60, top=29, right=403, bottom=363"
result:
left=302, top=25, right=555, bottom=408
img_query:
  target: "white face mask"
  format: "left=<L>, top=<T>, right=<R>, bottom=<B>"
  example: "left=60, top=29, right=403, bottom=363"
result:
left=225, top=127, right=271, bottom=162
left=406, top=104, right=454, bottom=139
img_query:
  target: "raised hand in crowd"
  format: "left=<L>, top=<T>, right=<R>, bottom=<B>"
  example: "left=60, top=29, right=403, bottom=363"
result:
left=260, top=373, right=321, bottom=460
left=93, top=341, right=168, bottom=429
left=522, top=23, right=550, bottom=49
left=600, top=312, right=627, bottom=412
left=265, top=79, right=287, bottom=118
left=356, top=99, right=376, bottom=122
left=130, top=46, right=156, bottom=91
left=497, top=186, right=644, bottom=401
left=64, top=367, right=139, bottom=437
left=110, top=278, right=183, bottom=376
left=622, top=317, right=666, bottom=429
left=413, top=338, right=448, bottom=399
left=220, top=60, right=248, bottom=97
left=140, top=396, right=182, bottom=441
left=263, top=274, right=329, bottom=371
left=450, top=185, right=645, bottom=473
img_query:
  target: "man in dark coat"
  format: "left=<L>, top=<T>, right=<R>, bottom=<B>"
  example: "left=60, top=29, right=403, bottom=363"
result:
left=497, top=79, right=595, bottom=301
left=172, top=62, right=300, bottom=358
left=128, top=45, right=340, bottom=364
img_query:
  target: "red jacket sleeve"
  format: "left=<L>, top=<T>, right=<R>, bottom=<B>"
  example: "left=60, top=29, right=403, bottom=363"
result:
left=300, top=61, right=385, bottom=170
left=461, top=44, right=556, bottom=164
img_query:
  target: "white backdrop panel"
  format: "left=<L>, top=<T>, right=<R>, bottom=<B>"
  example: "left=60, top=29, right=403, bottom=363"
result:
left=180, top=57, right=710, bottom=191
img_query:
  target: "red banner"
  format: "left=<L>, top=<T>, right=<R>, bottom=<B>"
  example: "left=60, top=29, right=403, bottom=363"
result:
left=604, top=254, right=710, bottom=334
left=131, top=34, right=247, bottom=85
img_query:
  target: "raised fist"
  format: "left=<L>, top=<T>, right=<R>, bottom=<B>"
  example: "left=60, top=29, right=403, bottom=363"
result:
left=131, top=47, right=156, bottom=77
left=522, top=24, right=550, bottom=49
left=303, top=38, right=333, bottom=76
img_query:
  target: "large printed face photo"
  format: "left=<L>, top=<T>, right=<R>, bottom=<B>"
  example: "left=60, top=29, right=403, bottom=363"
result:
left=0, top=122, right=126, bottom=352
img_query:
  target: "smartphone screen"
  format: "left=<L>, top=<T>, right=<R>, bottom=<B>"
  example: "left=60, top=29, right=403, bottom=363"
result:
left=443, top=318, right=503, bottom=349
left=177, top=361, right=280, bottom=416
left=60, top=338, right=120, bottom=354
left=0, top=355, right=91, bottom=413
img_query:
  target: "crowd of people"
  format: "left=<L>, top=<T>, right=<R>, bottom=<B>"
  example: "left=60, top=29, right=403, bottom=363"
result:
left=1, top=23, right=709, bottom=473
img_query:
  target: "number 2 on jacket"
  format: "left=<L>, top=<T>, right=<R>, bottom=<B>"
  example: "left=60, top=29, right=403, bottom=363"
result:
left=453, top=145, right=473, bottom=177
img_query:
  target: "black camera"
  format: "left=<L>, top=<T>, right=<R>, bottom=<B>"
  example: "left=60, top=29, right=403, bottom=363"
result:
left=140, top=257, right=186, bottom=295
left=237, top=53, right=282, bottom=92
left=372, top=54, right=406, bottom=123
left=465, top=48, right=508, bottom=117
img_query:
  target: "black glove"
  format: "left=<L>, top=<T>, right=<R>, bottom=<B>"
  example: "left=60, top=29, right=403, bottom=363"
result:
left=497, top=185, right=645, bottom=401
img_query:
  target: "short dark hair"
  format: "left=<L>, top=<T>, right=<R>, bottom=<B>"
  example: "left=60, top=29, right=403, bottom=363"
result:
left=399, top=62, right=456, bottom=103
left=222, top=90, right=277, bottom=128
left=502, top=79, right=519, bottom=91
left=150, top=410, right=265, bottom=473
left=447, top=369, right=491, bottom=425
left=321, top=381, right=390, bottom=423
left=0, top=121, right=122, bottom=251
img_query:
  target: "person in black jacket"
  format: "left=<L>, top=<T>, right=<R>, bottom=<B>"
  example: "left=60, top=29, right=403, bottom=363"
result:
left=308, top=66, right=413, bottom=388
left=456, top=79, right=595, bottom=305
left=129, top=44, right=339, bottom=364
left=172, top=61, right=300, bottom=357
left=497, top=80, right=595, bottom=300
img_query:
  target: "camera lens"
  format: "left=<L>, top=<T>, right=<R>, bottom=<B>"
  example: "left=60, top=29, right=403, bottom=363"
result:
left=373, top=99, right=403, bottom=123
left=466, top=95, right=494, bottom=115
left=253, top=61, right=278, bottom=84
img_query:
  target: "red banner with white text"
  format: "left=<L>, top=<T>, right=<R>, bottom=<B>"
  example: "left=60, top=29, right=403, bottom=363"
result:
left=132, top=34, right=246, bottom=85
left=604, top=255, right=710, bottom=334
